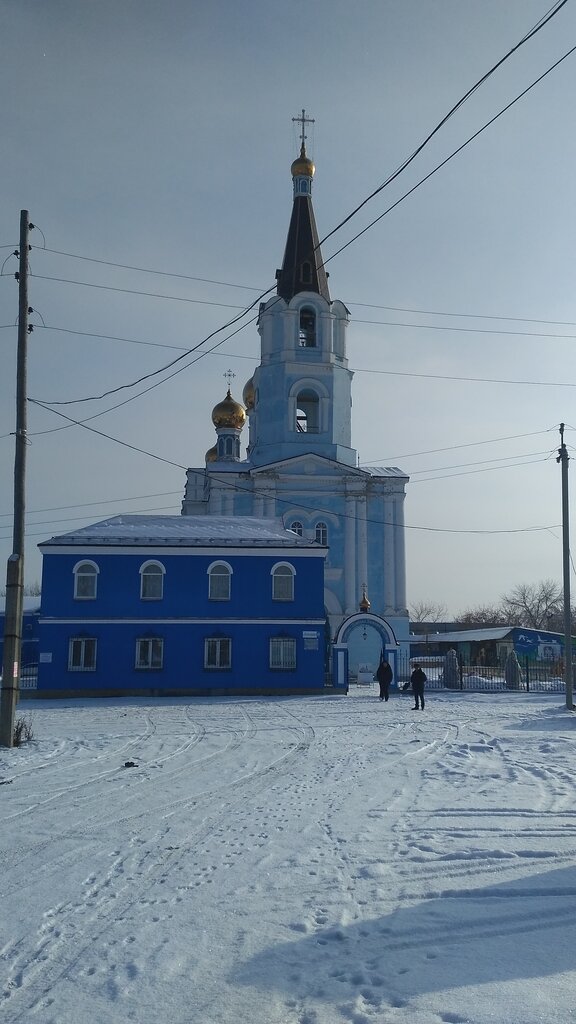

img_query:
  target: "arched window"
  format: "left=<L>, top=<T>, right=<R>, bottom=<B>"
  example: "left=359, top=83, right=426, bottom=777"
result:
left=315, top=522, right=327, bottom=546
left=299, top=307, right=316, bottom=347
left=290, top=521, right=303, bottom=537
left=140, top=561, right=165, bottom=600
left=271, top=563, right=295, bottom=601
left=296, top=389, right=319, bottom=433
left=73, top=561, right=99, bottom=600
left=208, top=561, right=232, bottom=601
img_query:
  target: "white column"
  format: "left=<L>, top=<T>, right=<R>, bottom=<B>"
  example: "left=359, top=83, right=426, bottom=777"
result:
left=344, top=493, right=356, bottom=613
left=358, top=493, right=368, bottom=605
left=394, top=493, right=407, bottom=613
left=211, top=482, right=223, bottom=514
left=266, top=493, right=276, bottom=517
left=253, top=486, right=265, bottom=518
left=383, top=497, right=395, bottom=612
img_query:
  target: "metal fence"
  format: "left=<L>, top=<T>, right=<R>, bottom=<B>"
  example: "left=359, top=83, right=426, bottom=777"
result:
left=349, top=654, right=571, bottom=694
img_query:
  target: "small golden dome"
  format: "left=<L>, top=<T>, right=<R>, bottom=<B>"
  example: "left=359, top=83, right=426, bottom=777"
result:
left=291, top=143, right=315, bottom=179
left=242, top=376, right=255, bottom=411
left=211, top=388, right=246, bottom=430
left=205, top=444, right=218, bottom=463
left=359, top=585, right=371, bottom=612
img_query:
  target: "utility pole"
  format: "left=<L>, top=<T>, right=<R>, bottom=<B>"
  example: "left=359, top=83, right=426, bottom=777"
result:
left=557, top=423, right=573, bottom=710
left=0, top=211, right=30, bottom=747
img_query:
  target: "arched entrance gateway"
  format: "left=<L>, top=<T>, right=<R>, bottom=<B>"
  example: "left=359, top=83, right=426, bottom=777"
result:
left=332, top=612, right=401, bottom=691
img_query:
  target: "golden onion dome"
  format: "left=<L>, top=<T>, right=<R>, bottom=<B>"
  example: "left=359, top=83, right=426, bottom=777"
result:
left=242, top=376, right=255, bottom=412
left=211, top=388, right=246, bottom=430
left=205, top=444, right=218, bottom=463
left=291, top=143, right=315, bottom=179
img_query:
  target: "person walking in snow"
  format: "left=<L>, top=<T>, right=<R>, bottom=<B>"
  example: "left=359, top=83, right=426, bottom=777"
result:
left=376, top=658, right=393, bottom=701
left=410, top=663, right=427, bottom=710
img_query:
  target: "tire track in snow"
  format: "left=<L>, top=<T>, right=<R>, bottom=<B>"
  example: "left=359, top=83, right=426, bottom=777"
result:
left=0, top=702, right=315, bottom=1019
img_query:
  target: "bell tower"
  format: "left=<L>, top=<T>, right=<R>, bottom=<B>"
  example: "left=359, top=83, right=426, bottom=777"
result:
left=244, top=111, right=357, bottom=469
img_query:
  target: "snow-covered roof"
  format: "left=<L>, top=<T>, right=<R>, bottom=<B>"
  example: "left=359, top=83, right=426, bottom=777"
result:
left=360, top=465, right=409, bottom=478
left=39, top=515, right=322, bottom=549
left=410, top=627, right=513, bottom=644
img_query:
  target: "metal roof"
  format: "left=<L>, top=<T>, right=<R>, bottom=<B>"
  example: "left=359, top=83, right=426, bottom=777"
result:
left=39, top=515, right=321, bottom=549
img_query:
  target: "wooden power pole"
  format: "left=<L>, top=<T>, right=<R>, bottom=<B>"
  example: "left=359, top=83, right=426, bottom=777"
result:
left=557, top=423, right=573, bottom=710
left=0, top=211, right=30, bottom=747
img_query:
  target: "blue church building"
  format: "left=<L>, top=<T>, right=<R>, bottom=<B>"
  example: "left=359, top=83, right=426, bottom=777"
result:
left=36, top=516, right=328, bottom=696
left=182, top=116, right=410, bottom=671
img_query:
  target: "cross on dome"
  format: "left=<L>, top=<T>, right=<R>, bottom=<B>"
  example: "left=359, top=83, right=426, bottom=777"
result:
left=292, top=108, right=315, bottom=150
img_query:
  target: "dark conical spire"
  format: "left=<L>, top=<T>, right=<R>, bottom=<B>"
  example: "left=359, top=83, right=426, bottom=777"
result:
left=275, top=141, right=330, bottom=304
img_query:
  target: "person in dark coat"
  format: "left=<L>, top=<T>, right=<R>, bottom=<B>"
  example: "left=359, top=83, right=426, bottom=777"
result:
left=376, top=658, right=393, bottom=701
left=410, top=663, right=427, bottom=709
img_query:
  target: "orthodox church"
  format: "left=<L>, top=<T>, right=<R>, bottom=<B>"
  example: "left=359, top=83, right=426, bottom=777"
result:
left=182, top=121, right=410, bottom=665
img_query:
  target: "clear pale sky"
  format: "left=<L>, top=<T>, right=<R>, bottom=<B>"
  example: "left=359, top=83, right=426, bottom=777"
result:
left=1, top=0, right=575, bottom=616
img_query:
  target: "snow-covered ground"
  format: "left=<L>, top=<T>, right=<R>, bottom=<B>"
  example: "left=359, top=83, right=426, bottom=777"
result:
left=1, top=688, right=576, bottom=1024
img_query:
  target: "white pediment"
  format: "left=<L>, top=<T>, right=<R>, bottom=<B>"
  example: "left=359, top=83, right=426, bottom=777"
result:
left=250, top=453, right=368, bottom=480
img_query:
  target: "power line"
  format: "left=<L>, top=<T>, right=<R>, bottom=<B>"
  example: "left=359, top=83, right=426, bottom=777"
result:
left=349, top=300, right=576, bottom=329
left=323, top=41, right=576, bottom=267
left=408, top=449, right=552, bottom=476
left=351, top=366, right=576, bottom=389
left=410, top=455, right=553, bottom=485
left=353, top=318, right=576, bottom=341
left=31, top=313, right=576, bottom=360
left=36, top=248, right=265, bottom=293
left=364, top=427, right=557, bottom=464
left=30, top=273, right=248, bottom=310
left=28, top=257, right=576, bottom=332
left=33, top=323, right=191, bottom=352
left=0, top=490, right=183, bottom=519
left=317, top=0, right=570, bottom=252
left=29, top=315, right=260, bottom=428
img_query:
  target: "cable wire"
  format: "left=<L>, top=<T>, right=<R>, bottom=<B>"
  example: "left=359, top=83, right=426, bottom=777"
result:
left=324, top=41, right=576, bottom=267
left=317, top=0, right=570, bottom=251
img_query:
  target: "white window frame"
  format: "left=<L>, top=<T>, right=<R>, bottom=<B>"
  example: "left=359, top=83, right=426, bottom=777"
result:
left=204, top=637, right=232, bottom=670
left=73, top=560, right=99, bottom=600
left=135, top=637, right=164, bottom=670
left=139, top=560, right=165, bottom=600
left=271, top=562, right=295, bottom=602
left=68, top=637, right=97, bottom=671
left=315, top=522, right=328, bottom=546
left=208, top=561, right=232, bottom=601
left=270, top=637, right=297, bottom=671
left=290, top=521, right=303, bottom=537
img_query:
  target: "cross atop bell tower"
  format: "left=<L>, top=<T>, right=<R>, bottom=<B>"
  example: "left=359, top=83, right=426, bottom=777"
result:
left=292, top=108, right=315, bottom=150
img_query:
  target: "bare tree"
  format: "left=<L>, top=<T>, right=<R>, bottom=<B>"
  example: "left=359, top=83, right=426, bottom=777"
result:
left=0, top=581, right=40, bottom=598
left=500, top=579, right=562, bottom=629
left=454, top=605, right=507, bottom=627
left=408, top=600, right=448, bottom=626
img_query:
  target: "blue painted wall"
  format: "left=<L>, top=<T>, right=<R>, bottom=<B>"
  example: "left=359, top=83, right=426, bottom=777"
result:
left=37, top=549, right=327, bottom=696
